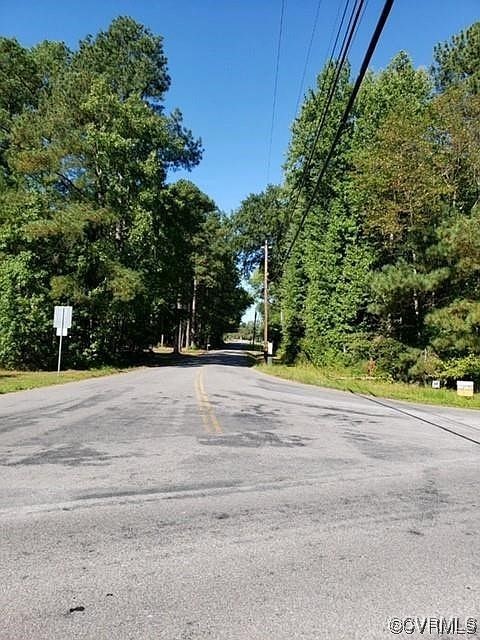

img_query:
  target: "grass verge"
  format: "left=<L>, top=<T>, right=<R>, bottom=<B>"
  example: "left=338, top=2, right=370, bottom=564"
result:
left=0, top=348, right=207, bottom=395
left=256, top=362, right=480, bottom=410
left=0, top=367, right=132, bottom=395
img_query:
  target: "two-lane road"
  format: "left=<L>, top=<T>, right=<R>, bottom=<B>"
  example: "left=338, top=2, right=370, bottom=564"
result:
left=1, top=347, right=480, bottom=639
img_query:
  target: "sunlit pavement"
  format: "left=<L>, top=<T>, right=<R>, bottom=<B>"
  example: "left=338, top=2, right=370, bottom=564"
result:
left=1, top=346, right=479, bottom=639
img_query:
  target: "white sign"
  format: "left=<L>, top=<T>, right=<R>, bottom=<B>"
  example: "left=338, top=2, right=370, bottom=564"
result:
left=457, top=380, right=474, bottom=397
left=53, top=306, right=72, bottom=331
left=53, top=306, right=73, bottom=374
left=432, top=380, right=441, bottom=389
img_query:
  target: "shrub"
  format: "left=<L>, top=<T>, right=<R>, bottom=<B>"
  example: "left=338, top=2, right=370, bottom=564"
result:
left=408, top=350, right=445, bottom=383
left=439, top=354, right=480, bottom=386
left=368, top=336, right=414, bottom=380
left=341, top=332, right=375, bottom=366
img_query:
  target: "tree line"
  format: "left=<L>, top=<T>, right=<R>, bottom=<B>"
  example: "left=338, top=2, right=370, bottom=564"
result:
left=233, top=22, right=480, bottom=384
left=0, top=17, right=250, bottom=369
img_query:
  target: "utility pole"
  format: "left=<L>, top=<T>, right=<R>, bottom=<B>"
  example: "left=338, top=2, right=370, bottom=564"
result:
left=252, top=309, right=257, bottom=349
left=263, top=239, right=269, bottom=364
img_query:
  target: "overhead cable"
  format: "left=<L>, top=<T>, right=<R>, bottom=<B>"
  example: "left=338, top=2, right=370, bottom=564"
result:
left=266, top=0, right=286, bottom=183
left=280, top=0, right=395, bottom=269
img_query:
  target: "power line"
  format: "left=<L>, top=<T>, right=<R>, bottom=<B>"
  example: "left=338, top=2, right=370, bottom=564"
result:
left=262, top=0, right=367, bottom=348
left=276, top=0, right=365, bottom=264
left=293, top=0, right=323, bottom=119
left=284, top=0, right=365, bottom=226
left=280, top=0, right=395, bottom=269
left=266, top=0, right=286, bottom=184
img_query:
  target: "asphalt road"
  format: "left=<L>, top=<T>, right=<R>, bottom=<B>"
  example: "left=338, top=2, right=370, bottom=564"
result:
left=1, top=346, right=480, bottom=640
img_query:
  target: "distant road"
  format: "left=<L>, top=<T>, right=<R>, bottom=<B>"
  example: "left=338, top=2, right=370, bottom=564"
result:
left=1, top=346, right=480, bottom=639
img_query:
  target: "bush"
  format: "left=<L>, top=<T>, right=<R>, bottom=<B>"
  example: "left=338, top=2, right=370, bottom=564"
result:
left=439, top=354, right=480, bottom=386
left=368, top=336, right=417, bottom=380
left=408, top=349, right=445, bottom=383
left=298, top=337, right=339, bottom=367
left=342, top=332, right=375, bottom=366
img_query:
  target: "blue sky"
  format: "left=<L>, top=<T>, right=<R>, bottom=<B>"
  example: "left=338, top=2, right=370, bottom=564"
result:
left=1, top=1, right=478, bottom=215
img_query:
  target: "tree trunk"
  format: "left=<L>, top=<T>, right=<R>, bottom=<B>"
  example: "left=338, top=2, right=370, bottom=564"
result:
left=412, top=249, right=421, bottom=343
left=184, top=313, right=190, bottom=350
left=191, top=276, right=197, bottom=348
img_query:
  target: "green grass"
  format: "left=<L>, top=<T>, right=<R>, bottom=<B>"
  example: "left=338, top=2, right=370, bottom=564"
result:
left=256, top=362, right=480, bottom=410
left=0, top=366, right=131, bottom=394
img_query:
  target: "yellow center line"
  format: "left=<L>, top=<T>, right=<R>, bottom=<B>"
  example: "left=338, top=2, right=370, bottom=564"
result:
left=194, top=372, right=211, bottom=433
left=195, top=369, right=222, bottom=434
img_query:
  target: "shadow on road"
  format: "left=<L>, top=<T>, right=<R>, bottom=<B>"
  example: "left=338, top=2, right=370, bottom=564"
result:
left=133, top=342, right=261, bottom=369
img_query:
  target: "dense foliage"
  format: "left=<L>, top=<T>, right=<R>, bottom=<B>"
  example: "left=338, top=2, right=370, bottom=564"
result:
left=0, top=18, right=248, bottom=368
left=232, top=22, right=480, bottom=384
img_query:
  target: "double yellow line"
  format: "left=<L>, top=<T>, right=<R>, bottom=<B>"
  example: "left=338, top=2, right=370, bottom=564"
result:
left=195, top=369, right=222, bottom=434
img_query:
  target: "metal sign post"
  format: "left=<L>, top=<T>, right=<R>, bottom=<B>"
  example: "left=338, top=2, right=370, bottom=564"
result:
left=53, top=306, right=72, bottom=374
left=57, top=326, right=63, bottom=375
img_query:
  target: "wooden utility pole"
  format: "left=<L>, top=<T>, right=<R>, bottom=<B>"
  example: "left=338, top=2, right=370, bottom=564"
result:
left=263, top=239, right=268, bottom=363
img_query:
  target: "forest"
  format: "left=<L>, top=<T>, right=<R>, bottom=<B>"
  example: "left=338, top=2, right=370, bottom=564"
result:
left=233, top=21, right=480, bottom=385
left=0, top=17, right=250, bottom=369
left=2, top=17, right=479, bottom=382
